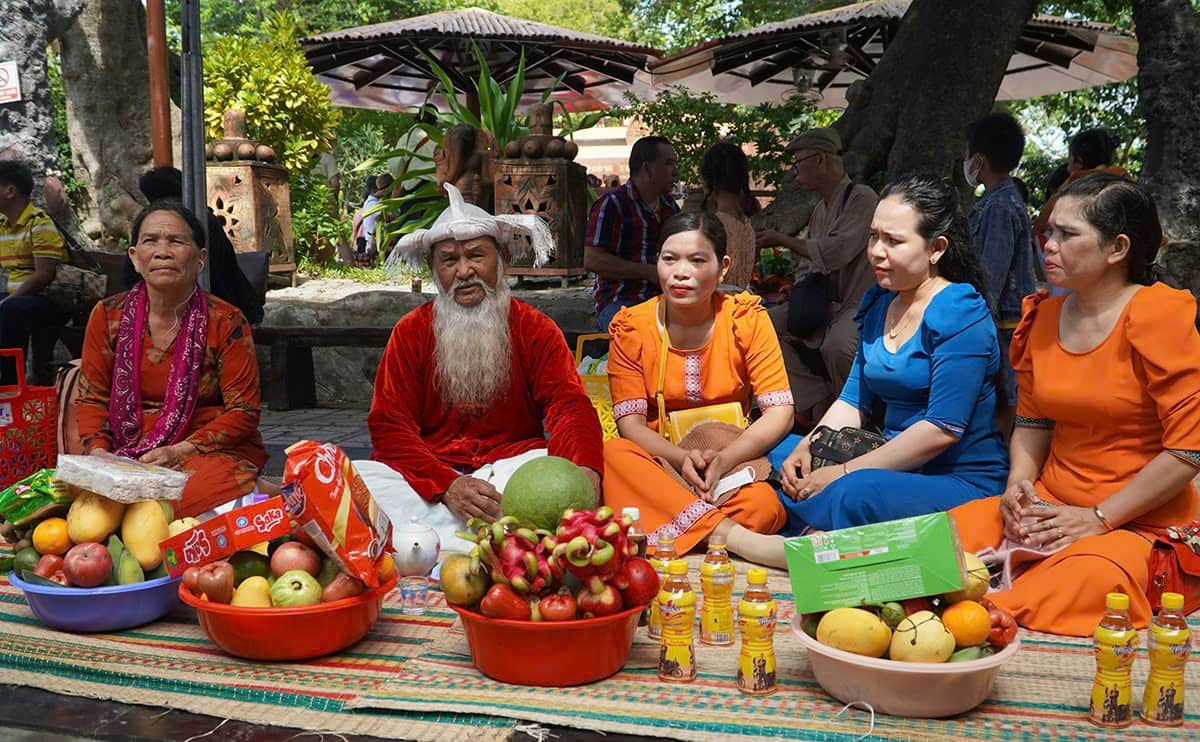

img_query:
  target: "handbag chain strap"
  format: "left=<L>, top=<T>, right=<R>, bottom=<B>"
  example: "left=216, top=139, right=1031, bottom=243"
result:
left=655, top=299, right=671, bottom=441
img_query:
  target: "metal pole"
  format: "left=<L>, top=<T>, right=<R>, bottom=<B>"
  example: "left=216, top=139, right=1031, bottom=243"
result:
left=146, top=0, right=172, bottom=167
left=180, top=0, right=209, bottom=290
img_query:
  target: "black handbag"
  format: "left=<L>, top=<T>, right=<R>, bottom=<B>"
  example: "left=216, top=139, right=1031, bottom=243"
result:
left=785, top=182, right=855, bottom=337
left=808, top=424, right=885, bottom=469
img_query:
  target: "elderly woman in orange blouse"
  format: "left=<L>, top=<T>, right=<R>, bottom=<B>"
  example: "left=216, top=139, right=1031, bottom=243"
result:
left=603, top=211, right=793, bottom=554
left=76, top=202, right=267, bottom=517
left=952, top=174, right=1200, bottom=636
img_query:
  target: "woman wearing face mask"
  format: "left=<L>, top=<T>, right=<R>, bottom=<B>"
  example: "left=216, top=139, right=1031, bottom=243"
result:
left=75, top=202, right=268, bottom=517
left=951, top=174, right=1200, bottom=636
left=603, top=210, right=793, bottom=554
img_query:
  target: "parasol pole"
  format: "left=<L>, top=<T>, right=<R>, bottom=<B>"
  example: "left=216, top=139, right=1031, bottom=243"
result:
left=146, top=0, right=171, bottom=167
left=180, top=0, right=210, bottom=290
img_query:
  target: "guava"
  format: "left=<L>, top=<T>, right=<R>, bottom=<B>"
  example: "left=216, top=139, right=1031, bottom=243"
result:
left=269, top=569, right=323, bottom=607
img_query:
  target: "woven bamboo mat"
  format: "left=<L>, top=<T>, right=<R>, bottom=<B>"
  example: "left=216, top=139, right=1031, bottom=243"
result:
left=0, top=576, right=513, bottom=742
left=351, top=556, right=1200, bottom=742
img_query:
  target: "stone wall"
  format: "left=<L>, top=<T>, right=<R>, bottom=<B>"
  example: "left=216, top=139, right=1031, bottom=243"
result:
left=259, top=280, right=598, bottom=408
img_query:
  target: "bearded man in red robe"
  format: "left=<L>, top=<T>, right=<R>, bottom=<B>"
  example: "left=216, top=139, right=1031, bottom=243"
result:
left=358, top=184, right=603, bottom=552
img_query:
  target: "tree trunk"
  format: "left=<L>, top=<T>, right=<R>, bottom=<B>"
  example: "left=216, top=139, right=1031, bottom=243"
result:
left=0, top=0, right=85, bottom=188
left=759, top=0, right=1037, bottom=226
left=59, top=0, right=157, bottom=241
left=1133, top=0, right=1200, bottom=242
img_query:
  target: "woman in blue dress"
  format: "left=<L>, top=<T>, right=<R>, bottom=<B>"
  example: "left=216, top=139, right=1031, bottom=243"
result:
left=769, top=173, right=1009, bottom=535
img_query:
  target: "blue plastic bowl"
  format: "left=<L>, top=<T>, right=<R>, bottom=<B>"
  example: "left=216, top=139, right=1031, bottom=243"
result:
left=8, top=572, right=183, bottom=633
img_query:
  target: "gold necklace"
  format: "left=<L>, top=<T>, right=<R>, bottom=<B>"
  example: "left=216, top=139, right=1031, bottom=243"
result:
left=886, top=301, right=915, bottom=339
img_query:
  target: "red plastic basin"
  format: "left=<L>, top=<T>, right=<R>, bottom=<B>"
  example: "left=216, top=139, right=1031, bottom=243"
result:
left=178, top=576, right=396, bottom=661
left=447, top=602, right=642, bottom=686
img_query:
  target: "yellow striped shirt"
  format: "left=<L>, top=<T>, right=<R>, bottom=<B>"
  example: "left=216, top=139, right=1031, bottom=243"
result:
left=0, top=202, right=65, bottom=283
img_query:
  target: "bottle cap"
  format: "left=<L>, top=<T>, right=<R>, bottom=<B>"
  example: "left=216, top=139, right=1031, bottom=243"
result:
left=668, top=559, right=688, bottom=575
left=1106, top=592, right=1129, bottom=610
left=707, top=540, right=727, bottom=550
left=746, top=567, right=768, bottom=584
left=621, top=507, right=640, bottom=521
left=1162, top=592, right=1184, bottom=611
left=659, top=532, right=675, bottom=544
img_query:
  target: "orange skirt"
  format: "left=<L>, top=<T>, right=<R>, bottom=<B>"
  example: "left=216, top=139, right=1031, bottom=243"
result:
left=951, top=496, right=1154, bottom=636
left=178, top=450, right=263, bottom=518
left=602, top=437, right=785, bottom=554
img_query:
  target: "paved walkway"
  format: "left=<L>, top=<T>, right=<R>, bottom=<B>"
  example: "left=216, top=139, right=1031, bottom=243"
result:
left=259, top=407, right=371, bottom=475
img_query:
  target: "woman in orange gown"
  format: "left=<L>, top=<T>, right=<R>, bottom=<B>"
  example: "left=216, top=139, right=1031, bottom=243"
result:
left=76, top=203, right=267, bottom=517
left=952, top=174, right=1200, bottom=636
left=603, top=211, right=792, bottom=554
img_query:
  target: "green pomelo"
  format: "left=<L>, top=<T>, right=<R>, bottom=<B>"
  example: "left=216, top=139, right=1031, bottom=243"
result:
left=501, top=456, right=596, bottom=530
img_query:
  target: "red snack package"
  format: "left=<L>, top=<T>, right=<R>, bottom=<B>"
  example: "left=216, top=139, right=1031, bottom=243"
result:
left=282, top=440, right=393, bottom=587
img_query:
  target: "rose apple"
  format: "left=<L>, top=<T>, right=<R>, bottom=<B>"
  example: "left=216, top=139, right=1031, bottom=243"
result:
left=576, top=578, right=622, bottom=618
left=63, top=542, right=114, bottom=587
left=480, top=583, right=531, bottom=620
left=321, top=572, right=364, bottom=602
left=270, top=569, right=323, bottom=607
left=538, top=591, right=578, bottom=621
left=982, top=599, right=1018, bottom=648
left=182, top=566, right=202, bottom=595
left=612, top=557, right=659, bottom=608
left=270, top=541, right=322, bottom=578
left=197, top=561, right=235, bottom=604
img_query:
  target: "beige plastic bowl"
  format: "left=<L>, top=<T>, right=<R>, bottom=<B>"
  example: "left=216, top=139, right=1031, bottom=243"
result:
left=792, top=623, right=1021, bottom=717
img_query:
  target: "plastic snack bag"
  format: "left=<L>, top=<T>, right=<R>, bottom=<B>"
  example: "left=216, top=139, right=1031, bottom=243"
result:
left=0, top=469, right=73, bottom=527
left=282, top=440, right=393, bottom=587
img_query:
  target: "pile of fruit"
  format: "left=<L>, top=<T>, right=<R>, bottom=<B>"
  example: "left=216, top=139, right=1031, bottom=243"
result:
left=1, top=488, right=186, bottom=588
left=180, top=537, right=396, bottom=608
left=443, top=505, right=659, bottom=622
left=802, top=552, right=1019, bottom=662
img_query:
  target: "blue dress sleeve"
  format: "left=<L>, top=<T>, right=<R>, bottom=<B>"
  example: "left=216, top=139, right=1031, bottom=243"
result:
left=923, top=285, right=999, bottom=437
left=838, top=286, right=889, bottom=414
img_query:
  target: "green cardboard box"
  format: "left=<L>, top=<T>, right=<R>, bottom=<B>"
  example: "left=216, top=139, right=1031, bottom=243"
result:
left=785, top=512, right=967, bottom=615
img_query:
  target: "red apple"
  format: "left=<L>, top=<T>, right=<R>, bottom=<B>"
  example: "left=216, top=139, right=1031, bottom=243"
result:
left=63, top=542, right=113, bottom=588
left=576, top=578, right=623, bottom=618
left=270, top=541, right=322, bottom=578
left=612, top=557, right=660, bottom=608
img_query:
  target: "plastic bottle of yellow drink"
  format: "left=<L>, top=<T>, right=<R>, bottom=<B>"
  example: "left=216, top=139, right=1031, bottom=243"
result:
left=1088, top=592, right=1138, bottom=728
left=1142, top=591, right=1190, bottom=726
left=737, top=566, right=777, bottom=696
left=700, top=540, right=735, bottom=646
left=657, top=559, right=697, bottom=683
left=647, top=533, right=678, bottom=641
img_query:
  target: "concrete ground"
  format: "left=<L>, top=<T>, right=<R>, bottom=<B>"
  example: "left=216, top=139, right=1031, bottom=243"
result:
left=259, top=407, right=372, bottom=476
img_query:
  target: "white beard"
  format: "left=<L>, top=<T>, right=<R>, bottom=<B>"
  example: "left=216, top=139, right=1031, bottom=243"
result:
left=432, top=267, right=512, bottom=414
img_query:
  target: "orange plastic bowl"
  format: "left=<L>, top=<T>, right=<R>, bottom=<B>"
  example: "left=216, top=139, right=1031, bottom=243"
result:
left=447, top=602, right=642, bottom=686
left=178, top=576, right=396, bottom=661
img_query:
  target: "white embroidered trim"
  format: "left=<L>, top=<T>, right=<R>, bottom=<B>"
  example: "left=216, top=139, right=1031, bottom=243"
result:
left=756, top=390, right=794, bottom=409
left=684, top=353, right=703, bottom=402
left=647, top=499, right=716, bottom=548
left=612, top=398, right=648, bottom=419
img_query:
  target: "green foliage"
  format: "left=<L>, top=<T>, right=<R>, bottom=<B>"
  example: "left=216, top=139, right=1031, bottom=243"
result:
left=45, top=50, right=87, bottom=210
left=297, top=255, right=399, bottom=283
left=616, top=87, right=826, bottom=189
left=290, top=172, right=350, bottom=264
left=496, top=0, right=625, bottom=36
left=203, top=13, right=340, bottom=173
left=169, top=0, right=493, bottom=38
left=617, top=0, right=851, bottom=52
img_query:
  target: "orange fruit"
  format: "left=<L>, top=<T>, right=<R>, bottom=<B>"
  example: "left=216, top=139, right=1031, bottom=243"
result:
left=941, top=600, right=992, bottom=647
left=32, top=517, right=71, bottom=556
left=377, top=553, right=396, bottom=583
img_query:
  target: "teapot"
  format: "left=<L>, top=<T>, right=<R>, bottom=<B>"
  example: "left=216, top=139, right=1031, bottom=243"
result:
left=391, top=516, right=441, bottom=576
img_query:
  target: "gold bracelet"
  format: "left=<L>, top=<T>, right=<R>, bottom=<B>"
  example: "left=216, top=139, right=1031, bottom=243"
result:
left=1093, top=505, right=1115, bottom=531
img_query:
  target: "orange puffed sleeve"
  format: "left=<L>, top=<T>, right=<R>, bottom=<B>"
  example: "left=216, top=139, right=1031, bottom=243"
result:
left=1010, top=289, right=1052, bottom=424
left=1127, top=283, right=1200, bottom=457
left=606, top=306, right=653, bottom=421
left=728, top=292, right=793, bottom=409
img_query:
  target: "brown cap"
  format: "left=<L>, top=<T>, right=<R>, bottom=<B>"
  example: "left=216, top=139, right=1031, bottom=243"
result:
left=786, top=127, right=842, bottom=155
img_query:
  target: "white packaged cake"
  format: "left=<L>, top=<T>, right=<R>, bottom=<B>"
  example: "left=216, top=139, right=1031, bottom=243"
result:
left=55, top=453, right=188, bottom=503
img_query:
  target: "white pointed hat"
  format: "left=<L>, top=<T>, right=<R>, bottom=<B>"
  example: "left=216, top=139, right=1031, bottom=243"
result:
left=390, top=183, right=555, bottom=270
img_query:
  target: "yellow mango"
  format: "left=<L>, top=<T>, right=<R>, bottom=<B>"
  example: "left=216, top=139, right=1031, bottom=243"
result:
left=121, top=500, right=170, bottom=570
left=817, top=607, right=893, bottom=658
left=66, top=491, right=127, bottom=544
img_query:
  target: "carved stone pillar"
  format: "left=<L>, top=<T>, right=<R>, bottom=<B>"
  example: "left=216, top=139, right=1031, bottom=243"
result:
left=204, top=109, right=295, bottom=274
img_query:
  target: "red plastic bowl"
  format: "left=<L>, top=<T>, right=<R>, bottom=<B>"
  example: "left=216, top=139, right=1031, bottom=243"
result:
left=178, top=576, right=396, bottom=661
left=447, top=602, right=642, bottom=686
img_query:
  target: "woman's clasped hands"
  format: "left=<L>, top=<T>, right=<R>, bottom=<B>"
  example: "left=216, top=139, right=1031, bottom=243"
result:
left=679, top=448, right=735, bottom=503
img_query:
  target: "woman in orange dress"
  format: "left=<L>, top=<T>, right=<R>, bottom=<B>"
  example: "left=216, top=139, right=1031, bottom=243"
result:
left=952, top=174, right=1200, bottom=636
left=76, top=202, right=268, bottom=517
left=603, top=210, right=793, bottom=554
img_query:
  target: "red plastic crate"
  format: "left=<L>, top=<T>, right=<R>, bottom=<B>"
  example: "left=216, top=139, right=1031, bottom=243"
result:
left=0, top=348, right=58, bottom=490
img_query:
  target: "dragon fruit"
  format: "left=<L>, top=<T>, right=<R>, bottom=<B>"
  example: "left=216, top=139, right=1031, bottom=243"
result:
left=550, top=507, right=636, bottom=581
left=460, top=516, right=562, bottom=595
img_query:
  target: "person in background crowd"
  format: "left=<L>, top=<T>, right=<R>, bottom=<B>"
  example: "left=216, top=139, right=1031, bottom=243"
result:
left=700, top=142, right=759, bottom=290
left=964, top=112, right=1037, bottom=436
left=585, top=136, right=680, bottom=330
left=755, top=128, right=878, bottom=424
left=0, top=160, right=65, bottom=385
left=355, top=174, right=394, bottom=266
left=952, top=174, right=1200, bottom=637
left=1033, top=128, right=1128, bottom=241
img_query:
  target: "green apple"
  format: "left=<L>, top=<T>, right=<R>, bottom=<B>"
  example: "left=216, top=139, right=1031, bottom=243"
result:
left=269, top=569, right=322, bottom=607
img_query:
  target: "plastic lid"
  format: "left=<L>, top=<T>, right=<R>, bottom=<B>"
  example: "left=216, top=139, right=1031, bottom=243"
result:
left=668, top=559, right=688, bottom=575
left=707, top=540, right=727, bottom=549
left=621, top=507, right=641, bottom=521
left=1106, top=592, right=1130, bottom=610
left=746, top=567, right=768, bottom=584
left=1162, top=592, right=1184, bottom=611
left=658, top=532, right=676, bottom=544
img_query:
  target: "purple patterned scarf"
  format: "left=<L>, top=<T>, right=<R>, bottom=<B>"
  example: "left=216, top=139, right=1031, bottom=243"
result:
left=108, top=281, right=209, bottom=458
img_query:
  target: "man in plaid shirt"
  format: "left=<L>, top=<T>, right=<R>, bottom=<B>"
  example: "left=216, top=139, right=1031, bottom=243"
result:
left=585, top=136, right=680, bottom=330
